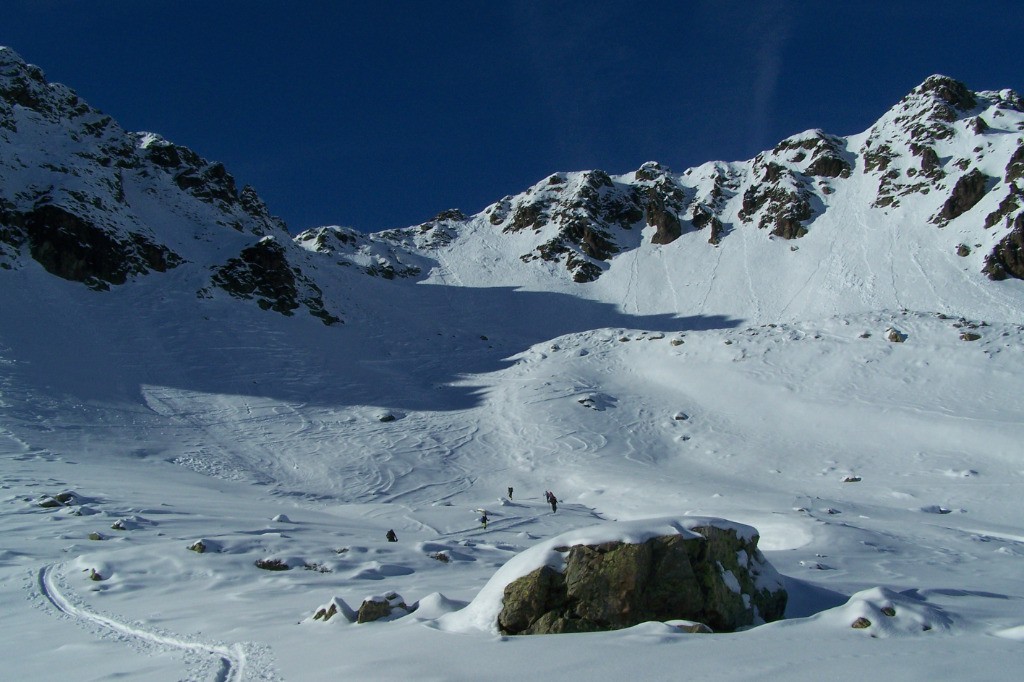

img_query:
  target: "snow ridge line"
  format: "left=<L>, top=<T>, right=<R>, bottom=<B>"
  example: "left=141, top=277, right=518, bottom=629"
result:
left=37, top=563, right=247, bottom=681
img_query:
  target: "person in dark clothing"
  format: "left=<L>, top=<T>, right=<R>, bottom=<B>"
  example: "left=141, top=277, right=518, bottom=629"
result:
left=548, top=492, right=557, bottom=513
left=480, top=512, right=489, bottom=529
left=507, top=486, right=514, bottom=500
left=386, top=529, right=398, bottom=542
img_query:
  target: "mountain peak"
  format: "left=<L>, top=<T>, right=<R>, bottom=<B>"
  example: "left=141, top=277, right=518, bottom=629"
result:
left=913, top=74, right=977, bottom=110
left=0, top=46, right=33, bottom=73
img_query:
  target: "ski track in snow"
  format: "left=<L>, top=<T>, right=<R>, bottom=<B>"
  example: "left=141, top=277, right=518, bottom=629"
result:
left=885, top=210, right=906, bottom=311
left=620, top=248, right=640, bottom=315
left=37, top=563, right=262, bottom=681
left=662, top=248, right=681, bottom=312
left=697, top=240, right=723, bottom=314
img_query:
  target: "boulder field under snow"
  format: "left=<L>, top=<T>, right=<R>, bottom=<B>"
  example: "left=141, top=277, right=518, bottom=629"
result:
left=439, top=517, right=787, bottom=635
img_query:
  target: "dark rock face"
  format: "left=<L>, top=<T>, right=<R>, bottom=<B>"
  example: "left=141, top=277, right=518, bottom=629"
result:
left=806, top=154, right=850, bottom=178
left=773, top=133, right=852, bottom=179
left=910, top=143, right=944, bottom=178
left=633, top=162, right=690, bottom=246
left=732, top=137, right=836, bottom=240
left=691, top=204, right=724, bottom=245
left=212, top=239, right=299, bottom=314
left=933, top=169, right=993, bottom=224
left=497, top=528, right=786, bottom=635
left=861, top=76, right=985, bottom=211
left=1005, top=143, right=1024, bottom=184
left=894, top=75, right=976, bottom=144
left=645, top=194, right=682, bottom=245
left=429, top=208, right=467, bottom=223
left=643, top=185, right=685, bottom=245
left=210, top=238, right=341, bottom=324
left=984, top=213, right=1024, bottom=280
left=10, top=202, right=181, bottom=289
left=739, top=181, right=812, bottom=239
left=501, top=169, right=649, bottom=281
left=918, top=75, right=977, bottom=112
left=985, top=189, right=1021, bottom=229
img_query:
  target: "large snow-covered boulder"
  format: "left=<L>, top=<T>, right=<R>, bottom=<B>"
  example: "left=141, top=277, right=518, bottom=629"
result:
left=439, top=517, right=786, bottom=635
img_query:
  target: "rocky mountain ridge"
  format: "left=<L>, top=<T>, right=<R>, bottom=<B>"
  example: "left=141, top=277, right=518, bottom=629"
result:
left=0, top=47, right=339, bottom=323
left=337, top=75, right=1023, bottom=288
left=2, top=45, right=1023, bottom=327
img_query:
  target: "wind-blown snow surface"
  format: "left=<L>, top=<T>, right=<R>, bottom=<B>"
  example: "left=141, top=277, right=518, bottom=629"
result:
left=2, top=256, right=1024, bottom=680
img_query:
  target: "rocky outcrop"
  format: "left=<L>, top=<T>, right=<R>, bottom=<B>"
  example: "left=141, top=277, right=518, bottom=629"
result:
left=918, top=74, right=977, bottom=112
left=1006, top=143, right=1024, bottom=184
left=691, top=204, right=724, bottom=245
left=497, top=524, right=786, bottom=635
left=773, top=131, right=852, bottom=179
left=739, top=178, right=812, bottom=239
left=861, top=75, right=987, bottom=211
left=487, top=169, right=647, bottom=282
left=984, top=188, right=1021, bottom=229
left=984, top=213, right=1024, bottom=280
left=18, top=202, right=181, bottom=289
left=209, top=237, right=341, bottom=324
left=294, top=224, right=427, bottom=280
left=632, top=162, right=691, bottom=245
left=357, top=592, right=410, bottom=623
left=644, top=187, right=683, bottom=245
left=0, top=47, right=294, bottom=297
left=932, top=169, right=993, bottom=225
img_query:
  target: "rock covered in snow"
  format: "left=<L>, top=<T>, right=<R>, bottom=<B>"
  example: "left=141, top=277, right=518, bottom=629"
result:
left=441, top=517, right=786, bottom=636
left=311, top=597, right=357, bottom=623
left=357, top=591, right=410, bottom=623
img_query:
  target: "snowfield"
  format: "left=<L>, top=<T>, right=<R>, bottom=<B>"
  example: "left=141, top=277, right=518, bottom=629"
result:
left=2, top=269, right=1023, bottom=679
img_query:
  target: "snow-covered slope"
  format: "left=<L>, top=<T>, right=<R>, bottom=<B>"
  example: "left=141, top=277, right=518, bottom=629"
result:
left=2, top=47, right=1024, bottom=681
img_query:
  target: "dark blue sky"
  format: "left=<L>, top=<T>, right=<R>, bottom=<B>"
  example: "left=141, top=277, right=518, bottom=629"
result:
left=5, top=2, right=1023, bottom=233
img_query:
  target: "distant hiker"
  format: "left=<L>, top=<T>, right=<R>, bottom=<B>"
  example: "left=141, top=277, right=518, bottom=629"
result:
left=548, top=492, right=557, bottom=513
left=386, top=529, right=397, bottom=542
left=507, top=486, right=514, bottom=500
left=480, top=512, right=489, bottom=530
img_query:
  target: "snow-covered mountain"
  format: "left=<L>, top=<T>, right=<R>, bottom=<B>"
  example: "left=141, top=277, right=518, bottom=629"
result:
left=4, top=44, right=1023, bottom=328
left=0, top=47, right=339, bottom=324
left=306, top=75, right=1024, bottom=325
left=3, top=47, right=1024, bottom=681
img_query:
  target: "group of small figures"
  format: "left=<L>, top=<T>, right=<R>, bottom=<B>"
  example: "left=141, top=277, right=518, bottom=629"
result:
left=385, top=488, right=559, bottom=541
left=505, top=486, right=556, bottom=511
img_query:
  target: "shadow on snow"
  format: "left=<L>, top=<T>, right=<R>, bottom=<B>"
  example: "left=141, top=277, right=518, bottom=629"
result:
left=1, top=279, right=742, bottom=414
